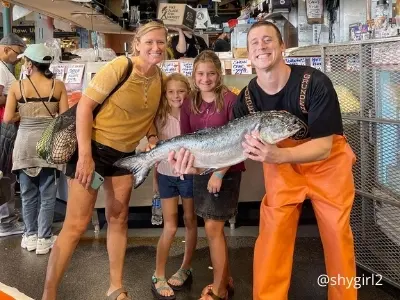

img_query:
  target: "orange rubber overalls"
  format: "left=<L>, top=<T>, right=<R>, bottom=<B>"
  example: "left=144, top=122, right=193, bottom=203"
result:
left=253, top=135, right=357, bottom=300
left=242, top=68, right=358, bottom=300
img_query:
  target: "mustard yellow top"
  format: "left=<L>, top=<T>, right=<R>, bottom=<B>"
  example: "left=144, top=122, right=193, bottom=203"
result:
left=83, top=56, right=162, bottom=153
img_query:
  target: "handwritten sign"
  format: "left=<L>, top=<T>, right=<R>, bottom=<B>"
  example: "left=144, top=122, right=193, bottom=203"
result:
left=231, top=59, right=252, bottom=75
left=285, top=57, right=306, bottom=66
left=180, top=61, right=193, bottom=77
left=310, top=57, right=322, bottom=70
left=161, top=61, right=180, bottom=75
left=65, top=64, right=85, bottom=84
left=50, top=64, right=65, bottom=81
left=306, top=0, right=323, bottom=19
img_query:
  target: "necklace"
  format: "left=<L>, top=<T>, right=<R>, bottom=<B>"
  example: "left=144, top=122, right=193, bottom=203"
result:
left=134, top=68, right=157, bottom=109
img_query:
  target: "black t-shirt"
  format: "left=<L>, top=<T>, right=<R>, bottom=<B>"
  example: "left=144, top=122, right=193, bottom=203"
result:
left=233, top=65, right=343, bottom=139
left=213, top=39, right=231, bottom=52
left=170, top=34, right=208, bottom=59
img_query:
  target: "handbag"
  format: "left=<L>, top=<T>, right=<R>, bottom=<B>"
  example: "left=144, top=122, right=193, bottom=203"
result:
left=36, top=56, right=133, bottom=164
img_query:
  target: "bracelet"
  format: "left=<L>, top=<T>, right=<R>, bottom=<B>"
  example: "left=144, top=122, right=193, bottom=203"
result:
left=213, top=172, right=224, bottom=179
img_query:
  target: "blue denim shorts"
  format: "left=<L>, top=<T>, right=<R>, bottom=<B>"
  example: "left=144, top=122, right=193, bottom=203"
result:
left=157, top=173, right=194, bottom=199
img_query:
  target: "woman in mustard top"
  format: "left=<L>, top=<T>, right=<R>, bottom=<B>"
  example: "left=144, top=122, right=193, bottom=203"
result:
left=41, top=21, right=167, bottom=300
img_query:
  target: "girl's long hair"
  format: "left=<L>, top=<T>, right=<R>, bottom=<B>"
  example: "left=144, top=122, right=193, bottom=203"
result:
left=190, top=50, right=229, bottom=114
left=156, top=73, right=191, bottom=130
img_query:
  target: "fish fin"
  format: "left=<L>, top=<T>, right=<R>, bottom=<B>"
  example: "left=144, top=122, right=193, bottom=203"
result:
left=199, top=168, right=217, bottom=175
left=113, top=152, right=153, bottom=189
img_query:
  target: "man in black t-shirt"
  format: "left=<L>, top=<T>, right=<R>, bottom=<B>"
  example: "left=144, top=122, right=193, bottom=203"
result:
left=167, top=21, right=358, bottom=300
left=169, top=27, right=208, bottom=59
left=233, top=21, right=357, bottom=300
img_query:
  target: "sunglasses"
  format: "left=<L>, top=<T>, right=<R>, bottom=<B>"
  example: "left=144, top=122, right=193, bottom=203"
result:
left=7, top=47, right=23, bottom=56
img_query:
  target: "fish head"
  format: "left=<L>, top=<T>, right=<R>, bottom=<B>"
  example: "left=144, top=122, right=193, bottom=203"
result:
left=258, top=111, right=306, bottom=144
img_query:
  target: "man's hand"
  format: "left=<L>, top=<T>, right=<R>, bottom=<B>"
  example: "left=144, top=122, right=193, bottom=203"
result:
left=242, top=131, right=289, bottom=164
left=167, top=148, right=197, bottom=176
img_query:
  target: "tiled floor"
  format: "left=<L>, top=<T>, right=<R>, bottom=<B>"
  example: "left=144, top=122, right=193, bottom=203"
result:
left=1, top=224, right=400, bottom=300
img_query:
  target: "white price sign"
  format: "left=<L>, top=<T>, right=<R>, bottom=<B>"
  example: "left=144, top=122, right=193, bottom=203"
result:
left=180, top=61, right=193, bottom=77
left=162, top=61, right=180, bottom=75
left=50, top=64, right=65, bottom=81
left=231, top=59, right=252, bottom=75
left=65, top=64, right=85, bottom=84
left=310, top=57, right=322, bottom=70
left=285, top=57, right=306, bottom=66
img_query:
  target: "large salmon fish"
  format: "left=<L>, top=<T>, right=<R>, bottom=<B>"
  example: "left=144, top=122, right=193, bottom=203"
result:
left=114, top=111, right=306, bottom=188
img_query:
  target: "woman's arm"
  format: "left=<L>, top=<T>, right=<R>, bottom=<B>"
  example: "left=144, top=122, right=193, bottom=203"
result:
left=76, top=95, right=98, bottom=158
left=57, top=81, right=69, bottom=114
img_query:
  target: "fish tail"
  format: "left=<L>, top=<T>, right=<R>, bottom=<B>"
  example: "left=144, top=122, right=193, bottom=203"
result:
left=113, top=152, right=152, bottom=189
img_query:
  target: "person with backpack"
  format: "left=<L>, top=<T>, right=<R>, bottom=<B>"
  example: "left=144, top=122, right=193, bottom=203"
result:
left=3, top=43, right=68, bottom=254
left=40, top=21, right=167, bottom=300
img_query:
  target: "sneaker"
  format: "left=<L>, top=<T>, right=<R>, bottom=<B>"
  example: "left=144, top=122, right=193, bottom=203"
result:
left=0, top=221, right=24, bottom=237
left=36, top=235, right=57, bottom=255
left=21, top=234, right=38, bottom=251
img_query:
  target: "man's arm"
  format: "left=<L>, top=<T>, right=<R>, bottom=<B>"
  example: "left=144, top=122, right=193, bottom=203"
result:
left=3, top=83, right=18, bottom=123
left=243, top=70, right=342, bottom=165
left=242, top=132, right=332, bottom=165
left=170, top=31, right=186, bottom=59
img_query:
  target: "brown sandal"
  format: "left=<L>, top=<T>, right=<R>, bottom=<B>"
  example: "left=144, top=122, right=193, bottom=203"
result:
left=199, top=287, right=228, bottom=300
left=201, top=277, right=234, bottom=298
left=107, top=287, right=131, bottom=300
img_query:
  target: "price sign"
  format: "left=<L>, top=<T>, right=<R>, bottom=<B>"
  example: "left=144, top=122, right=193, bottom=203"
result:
left=180, top=61, right=194, bottom=77
left=65, top=64, right=85, bottom=84
left=231, top=59, right=252, bottom=75
left=161, top=61, right=180, bottom=75
left=310, top=57, right=322, bottom=70
left=50, top=64, right=65, bottom=80
left=285, top=57, right=306, bottom=65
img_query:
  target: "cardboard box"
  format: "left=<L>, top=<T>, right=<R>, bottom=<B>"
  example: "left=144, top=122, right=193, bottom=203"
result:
left=157, top=3, right=196, bottom=31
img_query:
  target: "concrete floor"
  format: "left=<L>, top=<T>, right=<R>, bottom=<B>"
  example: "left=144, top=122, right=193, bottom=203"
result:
left=1, top=224, right=400, bottom=300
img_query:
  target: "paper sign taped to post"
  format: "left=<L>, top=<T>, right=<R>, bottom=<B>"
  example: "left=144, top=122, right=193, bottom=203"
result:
left=180, top=61, right=193, bottom=76
left=231, top=59, right=252, bottom=75
left=65, top=64, right=85, bottom=84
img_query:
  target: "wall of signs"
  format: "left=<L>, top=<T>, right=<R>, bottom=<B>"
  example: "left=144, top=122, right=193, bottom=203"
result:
left=158, top=56, right=322, bottom=76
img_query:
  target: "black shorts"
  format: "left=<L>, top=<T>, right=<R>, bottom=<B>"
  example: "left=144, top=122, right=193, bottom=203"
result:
left=65, top=140, right=135, bottom=178
left=193, top=171, right=242, bottom=221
